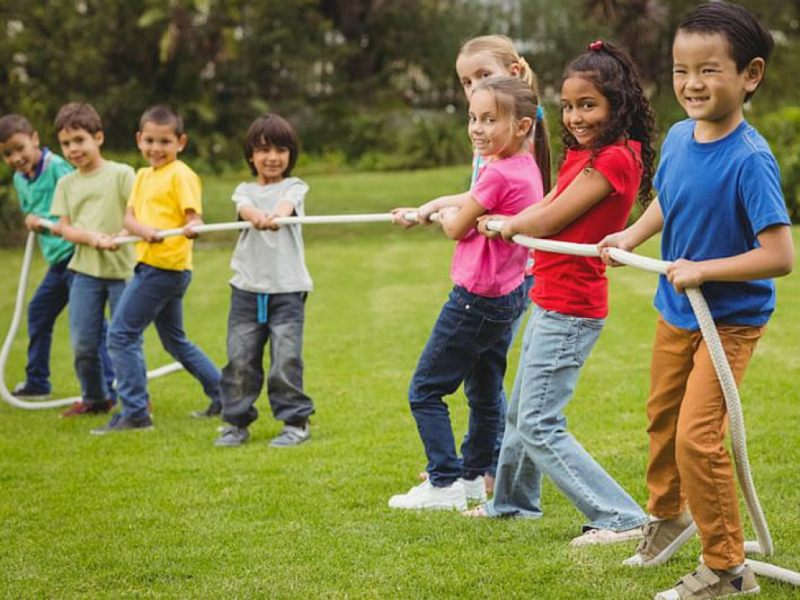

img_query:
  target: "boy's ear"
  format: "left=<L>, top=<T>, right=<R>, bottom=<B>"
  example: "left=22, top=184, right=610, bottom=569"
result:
left=31, top=131, right=40, bottom=146
left=743, top=57, right=766, bottom=94
left=94, top=131, right=105, bottom=146
left=177, top=133, right=187, bottom=152
left=135, top=131, right=142, bottom=147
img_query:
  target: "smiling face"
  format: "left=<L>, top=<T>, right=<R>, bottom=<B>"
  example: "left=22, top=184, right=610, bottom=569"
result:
left=251, top=144, right=290, bottom=185
left=456, top=51, right=518, bottom=100
left=468, top=87, right=530, bottom=160
left=136, top=121, right=186, bottom=169
left=560, top=75, right=611, bottom=148
left=58, top=127, right=104, bottom=173
left=672, top=31, right=761, bottom=141
left=0, top=132, right=42, bottom=178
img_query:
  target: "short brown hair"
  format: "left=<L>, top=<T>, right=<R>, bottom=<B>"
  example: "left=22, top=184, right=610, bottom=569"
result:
left=139, top=105, right=184, bottom=137
left=243, top=113, right=300, bottom=177
left=54, top=103, right=103, bottom=134
left=0, top=114, right=35, bottom=143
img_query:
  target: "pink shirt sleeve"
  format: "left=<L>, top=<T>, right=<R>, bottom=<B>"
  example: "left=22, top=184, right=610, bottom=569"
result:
left=471, top=165, right=508, bottom=211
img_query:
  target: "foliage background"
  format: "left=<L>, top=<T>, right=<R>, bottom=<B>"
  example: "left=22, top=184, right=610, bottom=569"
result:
left=1, top=0, right=799, bottom=225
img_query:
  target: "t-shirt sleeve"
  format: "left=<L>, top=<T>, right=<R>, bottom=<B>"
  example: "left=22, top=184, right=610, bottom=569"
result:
left=592, top=145, right=638, bottom=198
left=280, top=179, right=309, bottom=216
left=740, top=151, right=791, bottom=235
left=50, top=178, right=69, bottom=218
left=127, top=170, right=144, bottom=209
left=471, top=166, right=508, bottom=211
left=174, top=167, right=203, bottom=215
left=118, top=165, right=135, bottom=202
left=231, top=183, right=253, bottom=209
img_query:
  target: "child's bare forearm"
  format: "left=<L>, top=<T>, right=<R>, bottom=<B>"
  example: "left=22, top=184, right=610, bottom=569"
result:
left=624, top=199, right=664, bottom=249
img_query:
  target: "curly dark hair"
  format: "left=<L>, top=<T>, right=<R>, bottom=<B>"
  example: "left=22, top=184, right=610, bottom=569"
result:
left=560, top=41, right=657, bottom=207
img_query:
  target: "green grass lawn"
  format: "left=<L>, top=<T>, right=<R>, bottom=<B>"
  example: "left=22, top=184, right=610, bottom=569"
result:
left=1, top=167, right=799, bottom=599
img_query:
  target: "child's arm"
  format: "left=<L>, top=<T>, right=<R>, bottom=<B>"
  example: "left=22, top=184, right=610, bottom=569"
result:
left=597, top=198, right=664, bottom=266
left=667, top=224, right=794, bottom=293
left=499, top=169, right=613, bottom=240
left=438, top=197, right=486, bottom=240
left=183, top=208, right=204, bottom=239
left=239, top=201, right=295, bottom=231
left=58, top=216, right=119, bottom=250
left=391, top=191, right=471, bottom=228
left=23, top=214, right=48, bottom=233
left=123, top=207, right=162, bottom=243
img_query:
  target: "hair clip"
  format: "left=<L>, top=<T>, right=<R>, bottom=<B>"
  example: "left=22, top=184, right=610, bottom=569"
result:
left=536, top=106, right=545, bottom=122
left=588, top=40, right=604, bottom=51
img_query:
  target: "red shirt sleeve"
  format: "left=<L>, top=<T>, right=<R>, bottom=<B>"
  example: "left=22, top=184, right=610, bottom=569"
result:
left=591, top=144, right=638, bottom=198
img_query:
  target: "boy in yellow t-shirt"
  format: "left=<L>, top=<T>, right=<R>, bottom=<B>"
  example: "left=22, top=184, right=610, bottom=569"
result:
left=92, top=105, right=221, bottom=434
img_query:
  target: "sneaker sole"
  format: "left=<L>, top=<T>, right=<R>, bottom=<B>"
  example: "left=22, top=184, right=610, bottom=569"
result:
left=89, top=425, right=154, bottom=435
left=653, top=585, right=760, bottom=600
left=388, top=500, right=468, bottom=511
left=625, top=521, right=698, bottom=567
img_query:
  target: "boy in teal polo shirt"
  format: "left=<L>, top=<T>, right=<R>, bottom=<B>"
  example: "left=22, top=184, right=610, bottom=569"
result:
left=0, top=113, right=113, bottom=400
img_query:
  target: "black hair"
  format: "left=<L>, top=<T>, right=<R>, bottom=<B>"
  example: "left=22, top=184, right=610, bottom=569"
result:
left=0, top=114, right=35, bottom=143
left=561, top=41, right=657, bottom=207
left=54, top=103, right=103, bottom=134
left=139, top=105, right=184, bottom=137
left=243, top=113, right=300, bottom=177
left=677, top=2, right=773, bottom=102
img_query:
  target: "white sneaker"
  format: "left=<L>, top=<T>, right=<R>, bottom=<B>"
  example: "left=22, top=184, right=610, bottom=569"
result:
left=570, top=525, right=645, bottom=547
left=459, top=476, right=487, bottom=503
left=388, top=480, right=467, bottom=510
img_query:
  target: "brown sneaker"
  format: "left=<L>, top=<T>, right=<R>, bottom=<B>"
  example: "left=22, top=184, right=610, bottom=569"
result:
left=61, top=399, right=116, bottom=418
left=624, top=509, right=697, bottom=567
left=654, top=564, right=759, bottom=599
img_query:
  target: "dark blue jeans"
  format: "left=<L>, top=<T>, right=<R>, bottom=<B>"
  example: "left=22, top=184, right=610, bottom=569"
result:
left=220, top=287, right=314, bottom=428
left=108, top=263, right=221, bottom=420
left=409, top=284, right=525, bottom=487
left=26, top=256, right=113, bottom=394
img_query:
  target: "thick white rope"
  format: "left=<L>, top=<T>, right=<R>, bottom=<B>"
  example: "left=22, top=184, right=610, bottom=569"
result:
left=0, top=228, right=183, bottom=410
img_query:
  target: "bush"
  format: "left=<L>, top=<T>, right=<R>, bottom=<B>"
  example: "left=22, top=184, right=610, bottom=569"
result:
left=753, top=106, right=800, bottom=223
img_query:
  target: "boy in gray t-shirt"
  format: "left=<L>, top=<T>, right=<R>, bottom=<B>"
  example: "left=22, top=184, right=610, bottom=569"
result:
left=214, top=114, right=314, bottom=448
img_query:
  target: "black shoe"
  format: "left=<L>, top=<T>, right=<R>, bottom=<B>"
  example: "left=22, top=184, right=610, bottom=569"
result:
left=191, top=403, right=222, bottom=418
left=12, top=382, right=50, bottom=400
left=90, top=412, right=154, bottom=435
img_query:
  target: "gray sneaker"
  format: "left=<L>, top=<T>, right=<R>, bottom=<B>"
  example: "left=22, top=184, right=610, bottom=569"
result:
left=654, top=563, right=759, bottom=599
left=624, top=509, right=697, bottom=567
left=90, top=412, right=154, bottom=435
left=215, top=426, right=250, bottom=447
left=269, top=423, right=310, bottom=447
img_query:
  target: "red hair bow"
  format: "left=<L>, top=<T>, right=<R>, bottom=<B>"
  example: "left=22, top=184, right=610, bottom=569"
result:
left=588, top=40, right=604, bottom=51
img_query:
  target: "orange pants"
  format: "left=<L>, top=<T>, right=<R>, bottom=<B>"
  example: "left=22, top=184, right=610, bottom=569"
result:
left=645, top=316, right=763, bottom=570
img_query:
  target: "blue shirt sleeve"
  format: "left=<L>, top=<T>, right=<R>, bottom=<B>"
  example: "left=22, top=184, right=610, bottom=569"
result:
left=739, top=151, right=791, bottom=236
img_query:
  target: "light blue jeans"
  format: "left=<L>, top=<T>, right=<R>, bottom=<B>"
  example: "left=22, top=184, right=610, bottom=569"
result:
left=487, top=304, right=646, bottom=532
left=68, top=272, right=126, bottom=404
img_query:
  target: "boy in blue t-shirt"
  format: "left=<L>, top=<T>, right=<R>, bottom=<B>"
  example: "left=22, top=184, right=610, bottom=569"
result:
left=600, top=3, right=793, bottom=599
left=0, top=114, right=115, bottom=402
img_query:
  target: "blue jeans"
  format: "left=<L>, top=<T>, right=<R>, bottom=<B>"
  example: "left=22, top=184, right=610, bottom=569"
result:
left=108, top=264, right=221, bottom=420
left=221, top=287, right=314, bottom=428
left=490, top=274, right=534, bottom=476
left=488, top=304, right=646, bottom=532
left=25, top=256, right=113, bottom=394
left=68, top=272, right=126, bottom=404
left=409, top=284, right=525, bottom=487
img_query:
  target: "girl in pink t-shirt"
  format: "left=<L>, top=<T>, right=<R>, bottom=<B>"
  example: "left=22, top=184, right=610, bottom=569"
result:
left=387, top=76, right=549, bottom=511
left=468, top=41, right=657, bottom=546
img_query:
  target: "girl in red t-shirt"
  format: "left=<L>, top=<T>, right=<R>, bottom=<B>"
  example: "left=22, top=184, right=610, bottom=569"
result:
left=469, top=41, right=657, bottom=547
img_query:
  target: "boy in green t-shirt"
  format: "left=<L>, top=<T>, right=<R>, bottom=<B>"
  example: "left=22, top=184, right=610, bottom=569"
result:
left=50, top=104, right=136, bottom=416
left=0, top=113, right=114, bottom=401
